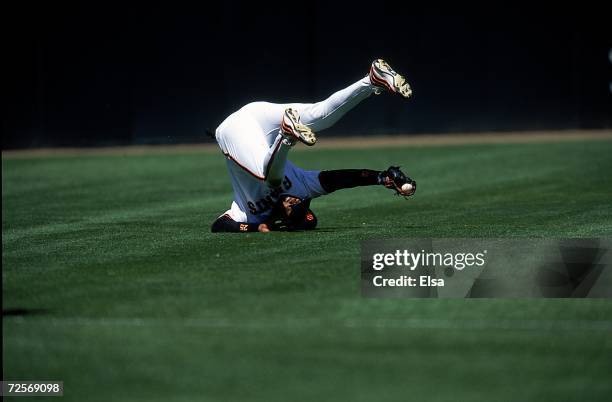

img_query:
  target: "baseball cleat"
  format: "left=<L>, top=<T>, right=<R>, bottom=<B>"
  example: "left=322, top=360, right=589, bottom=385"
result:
left=369, top=59, right=412, bottom=98
left=379, top=166, right=417, bottom=198
left=280, top=108, right=317, bottom=146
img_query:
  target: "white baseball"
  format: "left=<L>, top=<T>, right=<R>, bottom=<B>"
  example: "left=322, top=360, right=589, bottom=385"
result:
left=401, top=183, right=413, bottom=193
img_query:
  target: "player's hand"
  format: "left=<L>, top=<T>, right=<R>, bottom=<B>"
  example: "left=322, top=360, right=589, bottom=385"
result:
left=258, top=223, right=271, bottom=233
left=282, top=196, right=301, bottom=216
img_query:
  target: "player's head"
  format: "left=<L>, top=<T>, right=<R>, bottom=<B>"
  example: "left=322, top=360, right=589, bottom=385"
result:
left=273, top=194, right=317, bottom=231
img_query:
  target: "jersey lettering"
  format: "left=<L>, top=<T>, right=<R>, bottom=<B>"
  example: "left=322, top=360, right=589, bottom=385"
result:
left=248, top=176, right=293, bottom=215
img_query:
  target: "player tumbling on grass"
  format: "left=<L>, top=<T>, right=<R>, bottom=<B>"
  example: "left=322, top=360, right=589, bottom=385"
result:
left=211, top=59, right=417, bottom=233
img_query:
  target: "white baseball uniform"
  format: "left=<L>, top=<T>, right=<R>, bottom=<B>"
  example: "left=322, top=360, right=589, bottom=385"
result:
left=215, top=76, right=376, bottom=223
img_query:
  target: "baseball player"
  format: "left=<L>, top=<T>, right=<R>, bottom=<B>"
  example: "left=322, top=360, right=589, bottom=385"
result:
left=211, top=59, right=416, bottom=233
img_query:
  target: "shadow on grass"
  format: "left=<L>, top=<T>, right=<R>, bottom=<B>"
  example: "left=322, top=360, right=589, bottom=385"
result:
left=2, top=308, right=49, bottom=317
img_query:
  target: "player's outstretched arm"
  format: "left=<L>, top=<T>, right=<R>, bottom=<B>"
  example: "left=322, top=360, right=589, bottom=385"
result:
left=319, top=167, right=416, bottom=197
left=318, top=169, right=380, bottom=192
left=211, top=214, right=270, bottom=233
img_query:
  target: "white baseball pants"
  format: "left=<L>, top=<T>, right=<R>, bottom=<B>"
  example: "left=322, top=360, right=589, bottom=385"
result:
left=215, top=76, right=376, bottom=184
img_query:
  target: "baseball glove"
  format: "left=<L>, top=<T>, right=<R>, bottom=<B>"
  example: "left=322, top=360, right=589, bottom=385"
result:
left=380, top=166, right=416, bottom=198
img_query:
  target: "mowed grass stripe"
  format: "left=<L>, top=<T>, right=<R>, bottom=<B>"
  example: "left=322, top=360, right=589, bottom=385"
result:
left=6, top=316, right=612, bottom=332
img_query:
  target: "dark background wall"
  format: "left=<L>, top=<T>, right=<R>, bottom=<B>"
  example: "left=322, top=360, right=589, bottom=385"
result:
left=3, top=2, right=611, bottom=149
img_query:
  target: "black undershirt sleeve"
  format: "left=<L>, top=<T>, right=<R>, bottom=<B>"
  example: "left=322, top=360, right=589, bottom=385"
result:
left=211, top=214, right=259, bottom=233
left=318, top=169, right=381, bottom=193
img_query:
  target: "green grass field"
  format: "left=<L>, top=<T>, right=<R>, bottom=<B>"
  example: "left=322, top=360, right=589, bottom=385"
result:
left=3, top=137, right=612, bottom=401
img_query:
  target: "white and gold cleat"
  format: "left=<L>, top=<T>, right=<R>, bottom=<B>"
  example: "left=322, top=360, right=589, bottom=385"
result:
left=369, top=58, right=412, bottom=98
left=280, top=108, right=317, bottom=146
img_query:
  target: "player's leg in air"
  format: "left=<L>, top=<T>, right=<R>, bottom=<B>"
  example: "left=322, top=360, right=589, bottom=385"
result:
left=211, top=59, right=416, bottom=233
